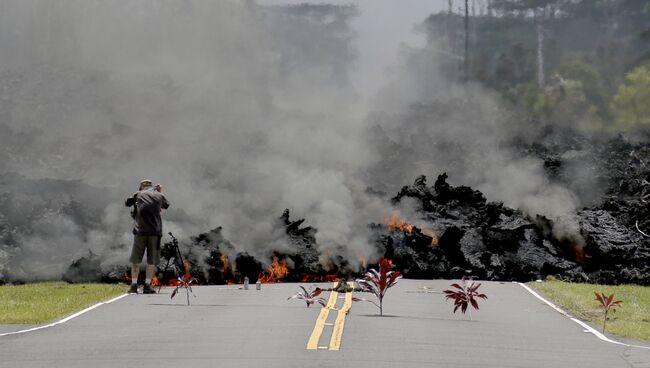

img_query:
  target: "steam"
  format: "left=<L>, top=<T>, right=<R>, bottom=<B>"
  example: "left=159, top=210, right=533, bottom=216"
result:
left=0, top=1, right=391, bottom=279
left=0, top=1, right=592, bottom=281
left=366, top=45, right=587, bottom=244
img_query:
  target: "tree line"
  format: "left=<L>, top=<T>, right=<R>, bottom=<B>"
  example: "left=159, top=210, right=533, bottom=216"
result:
left=426, top=0, right=650, bottom=131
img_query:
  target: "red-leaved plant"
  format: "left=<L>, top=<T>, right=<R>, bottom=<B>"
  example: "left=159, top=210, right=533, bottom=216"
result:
left=594, top=292, right=622, bottom=333
left=287, top=286, right=327, bottom=307
left=354, top=257, right=401, bottom=316
left=171, top=260, right=197, bottom=306
left=443, top=279, right=488, bottom=320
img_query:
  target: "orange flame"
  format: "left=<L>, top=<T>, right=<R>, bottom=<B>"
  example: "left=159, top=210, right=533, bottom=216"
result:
left=125, top=272, right=166, bottom=286
left=420, top=228, right=439, bottom=246
left=384, top=211, right=438, bottom=246
left=258, top=256, right=289, bottom=283
left=151, top=276, right=161, bottom=287
left=384, top=211, right=414, bottom=234
left=219, top=254, right=229, bottom=274
left=182, top=260, right=191, bottom=281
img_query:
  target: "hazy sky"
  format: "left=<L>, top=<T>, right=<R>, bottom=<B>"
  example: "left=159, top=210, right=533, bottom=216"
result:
left=257, top=0, right=447, bottom=99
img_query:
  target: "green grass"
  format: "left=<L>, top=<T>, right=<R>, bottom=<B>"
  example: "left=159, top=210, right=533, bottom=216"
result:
left=528, top=279, right=650, bottom=342
left=0, top=282, right=126, bottom=324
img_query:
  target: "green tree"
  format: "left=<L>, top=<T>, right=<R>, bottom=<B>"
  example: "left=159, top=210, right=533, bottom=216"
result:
left=555, top=61, right=610, bottom=120
left=612, top=66, right=650, bottom=128
left=507, top=60, right=608, bottom=128
left=506, top=82, right=547, bottom=119
left=544, top=76, right=594, bottom=125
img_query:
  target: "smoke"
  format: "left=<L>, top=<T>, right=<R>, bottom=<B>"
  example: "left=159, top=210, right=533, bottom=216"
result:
left=0, top=1, right=595, bottom=281
left=365, top=44, right=588, bottom=243
left=0, top=1, right=397, bottom=279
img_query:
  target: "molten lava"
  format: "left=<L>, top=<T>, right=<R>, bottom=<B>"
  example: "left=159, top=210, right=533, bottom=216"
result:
left=384, top=211, right=438, bottom=246
left=219, top=254, right=229, bottom=274
left=569, top=243, right=585, bottom=263
left=384, top=211, right=414, bottom=234
left=420, top=228, right=439, bottom=246
left=151, top=276, right=161, bottom=287
left=384, top=258, right=394, bottom=268
left=258, top=256, right=289, bottom=283
left=299, top=273, right=340, bottom=283
left=123, top=259, right=195, bottom=287
left=181, top=260, right=192, bottom=280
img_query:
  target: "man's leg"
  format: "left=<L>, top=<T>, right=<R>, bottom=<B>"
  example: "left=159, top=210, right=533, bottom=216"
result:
left=145, top=264, right=155, bottom=285
left=131, top=263, right=141, bottom=283
left=142, top=236, right=159, bottom=294
left=129, top=236, right=147, bottom=293
left=129, top=263, right=140, bottom=293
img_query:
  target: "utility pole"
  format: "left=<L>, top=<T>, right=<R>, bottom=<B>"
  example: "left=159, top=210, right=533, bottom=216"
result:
left=464, top=0, right=469, bottom=83
left=536, top=3, right=548, bottom=88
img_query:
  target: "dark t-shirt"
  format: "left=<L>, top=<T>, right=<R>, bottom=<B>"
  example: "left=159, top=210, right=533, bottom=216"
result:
left=125, top=189, right=170, bottom=236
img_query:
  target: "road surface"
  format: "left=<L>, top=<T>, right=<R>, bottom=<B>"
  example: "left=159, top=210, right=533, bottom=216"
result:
left=1, top=280, right=648, bottom=368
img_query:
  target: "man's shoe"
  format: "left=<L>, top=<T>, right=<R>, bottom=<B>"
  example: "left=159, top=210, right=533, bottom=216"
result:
left=128, top=284, right=138, bottom=294
left=142, top=284, right=156, bottom=294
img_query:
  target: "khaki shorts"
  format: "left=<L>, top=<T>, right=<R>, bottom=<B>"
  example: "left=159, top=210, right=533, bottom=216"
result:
left=130, top=235, right=161, bottom=265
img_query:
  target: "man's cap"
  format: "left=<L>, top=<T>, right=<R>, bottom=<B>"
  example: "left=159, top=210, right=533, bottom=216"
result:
left=139, top=179, right=153, bottom=189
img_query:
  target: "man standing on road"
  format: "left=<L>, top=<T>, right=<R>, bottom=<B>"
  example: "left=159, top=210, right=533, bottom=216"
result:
left=125, top=179, right=170, bottom=294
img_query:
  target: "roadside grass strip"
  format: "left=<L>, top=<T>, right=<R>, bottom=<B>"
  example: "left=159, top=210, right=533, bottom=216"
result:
left=0, top=293, right=128, bottom=337
left=0, top=282, right=126, bottom=324
left=527, top=279, right=650, bottom=342
left=519, top=282, right=650, bottom=350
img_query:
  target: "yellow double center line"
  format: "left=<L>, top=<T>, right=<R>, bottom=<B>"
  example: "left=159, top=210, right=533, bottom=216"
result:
left=306, top=282, right=354, bottom=351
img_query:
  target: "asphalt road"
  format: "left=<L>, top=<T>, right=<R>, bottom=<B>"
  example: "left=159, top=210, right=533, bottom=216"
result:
left=1, top=280, right=649, bottom=368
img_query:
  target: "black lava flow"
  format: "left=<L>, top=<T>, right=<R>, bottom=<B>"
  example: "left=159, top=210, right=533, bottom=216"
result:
left=8, top=134, right=650, bottom=285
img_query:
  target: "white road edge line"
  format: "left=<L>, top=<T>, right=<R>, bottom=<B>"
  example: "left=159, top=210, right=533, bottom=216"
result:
left=0, top=293, right=129, bottom=337
left=517, top=282, right=650, bottom=350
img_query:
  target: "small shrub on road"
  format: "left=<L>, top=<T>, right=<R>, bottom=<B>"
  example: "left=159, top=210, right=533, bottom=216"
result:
left=443, top=279, right=488, bottom=320
left=287, top=286, right=327, bottom=307
left=354, top=257, right=402, bottom=316
left=171, top=261, right=197, bottom=306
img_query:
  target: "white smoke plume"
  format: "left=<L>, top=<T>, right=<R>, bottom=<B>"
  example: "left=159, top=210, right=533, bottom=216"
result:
left=0, top=1, right=592, bottom=280
left=366, top=45, right=588, bottom=244
left=0, top=1, right=395, bottom=279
